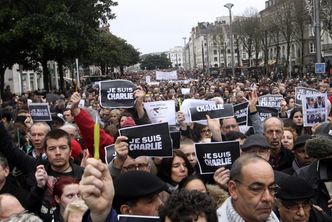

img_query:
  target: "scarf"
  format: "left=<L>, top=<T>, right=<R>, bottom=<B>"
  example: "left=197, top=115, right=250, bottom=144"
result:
left=225, top=197, right=279, bottom=222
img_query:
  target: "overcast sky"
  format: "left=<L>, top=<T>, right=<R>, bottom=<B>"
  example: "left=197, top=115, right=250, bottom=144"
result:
left=109, top=0, right=266, bottom=54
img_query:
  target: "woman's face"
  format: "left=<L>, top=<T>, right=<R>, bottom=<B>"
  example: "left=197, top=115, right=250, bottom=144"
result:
left=110, top=113, right=119, bottom=124
left=292, top=111, right=303, bottom=126
left=200, top=127, right=212, bottom=140
left=184, top=179, right=207, bottom=193
left=56, top=184, right=80, bottom=210
left=282, top=130, right=294, bottom=150
left=171, top=156, right=188, bottom=184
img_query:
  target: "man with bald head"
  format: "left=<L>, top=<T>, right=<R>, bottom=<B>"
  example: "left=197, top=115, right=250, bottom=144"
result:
left=217, top=153, right=280, bottom=221
left=0, top=194, right=25, bottom=220
left=263, top=117, right=294, bottom=171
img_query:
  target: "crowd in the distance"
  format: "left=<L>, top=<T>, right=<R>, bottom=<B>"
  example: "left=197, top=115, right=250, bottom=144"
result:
left=0, top=68, right=331, bottom=222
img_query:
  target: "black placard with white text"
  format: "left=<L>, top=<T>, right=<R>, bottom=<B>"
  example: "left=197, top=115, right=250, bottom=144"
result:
left=119, top=122, right=173, bottom=158
left=258, top=95, right=283, bottom=110
left=195, top=141, right=240, bottom=174
left=234, top=102, right=249, bottom=125
left=28, top=103, right=52, bottom=122
left=189, top=104, right=234, bottom=122
left=99, top=79, right=136, bottom=108
left=247, top=106, right=279, bottom=126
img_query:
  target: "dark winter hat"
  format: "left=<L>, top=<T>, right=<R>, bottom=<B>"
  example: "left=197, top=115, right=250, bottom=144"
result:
left=293, top=134, right=311, bottom=150
left=315, top=122, right=332, bottom=140
left=113, top=171, right=167, bottom=212
left=305, top=135, right=332, bottom=159
left=241, top=134, right=269, bottom=151
left=276, top=175, right=314, bottom=201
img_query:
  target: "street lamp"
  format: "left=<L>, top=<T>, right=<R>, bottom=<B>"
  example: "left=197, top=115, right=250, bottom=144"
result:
left=224, top=3, right=235, bottom=78
left=183, top=37, right=186, bottom=70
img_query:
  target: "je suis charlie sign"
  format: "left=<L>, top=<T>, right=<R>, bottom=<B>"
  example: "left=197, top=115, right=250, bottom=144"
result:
left=99, top=79, right=136, bottom=108
left=195, top=141, right=240, bottom=174
left=119, top=122, right=173, bottom=158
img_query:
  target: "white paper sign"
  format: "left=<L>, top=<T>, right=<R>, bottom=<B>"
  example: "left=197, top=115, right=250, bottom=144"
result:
left=144, top=100, right=176, bottom=125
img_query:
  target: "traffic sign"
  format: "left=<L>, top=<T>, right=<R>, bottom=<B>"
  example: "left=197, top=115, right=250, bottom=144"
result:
left=315, top=63, right=326, bottom=74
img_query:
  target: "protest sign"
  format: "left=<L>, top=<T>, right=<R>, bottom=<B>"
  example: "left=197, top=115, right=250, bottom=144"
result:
left=258, top=94, right=283, bottom=110
left=144, top=100, right=176, bottom=125
left=118, top=215, right=160, bottom=222
left=119, top=122, right=173, bottom=158
left=189, top=104, right=234, bottom=122
left=156, top=70, right=177, bottom=80
left=181, top=88, right=191, bottom=95
left=104, top=144, right=116, bottom=164
left=195, top=141, right=240, bottom=174
left=180, top=99, right=215, bottom=124
left=99, top=80, right=136, bottom=108
left=79, top=99, right=85, bottom=108
left=302, top=93, right=328, bottom=127
left=233, top=102, right=249, bottom=125
left=295, top=87, right=320, bottom=105
left=28, top=103, right=52, bottom=121
left=247, top=106, right=278, bottom=126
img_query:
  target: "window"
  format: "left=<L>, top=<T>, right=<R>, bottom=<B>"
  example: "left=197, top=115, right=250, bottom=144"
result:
left=309, top=42, right=315, bottom=53
left=214, top=57, right=218, bottom=61
left=214, top=50, right=218, bottom=55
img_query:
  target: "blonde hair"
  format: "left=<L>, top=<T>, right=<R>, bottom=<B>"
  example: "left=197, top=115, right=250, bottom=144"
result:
left=63, top=199, right=88, bottom=222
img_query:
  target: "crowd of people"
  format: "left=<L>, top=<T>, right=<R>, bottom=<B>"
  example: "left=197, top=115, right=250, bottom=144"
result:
left=0, top=68, right=331, bottom=222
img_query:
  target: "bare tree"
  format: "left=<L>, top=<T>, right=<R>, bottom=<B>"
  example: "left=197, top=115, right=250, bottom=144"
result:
left=321, top=0, right=332, bottom=38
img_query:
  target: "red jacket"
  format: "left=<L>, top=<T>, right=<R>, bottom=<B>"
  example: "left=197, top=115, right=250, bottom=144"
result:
left=74, top=109, right=115, bottom=162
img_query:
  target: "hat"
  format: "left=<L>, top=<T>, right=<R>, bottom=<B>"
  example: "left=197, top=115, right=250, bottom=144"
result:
left=241, top=134, right=269, bottom=151
left=305, top=136, right=332, bottom=159
left=121, top=117, right=136, bottom=128
left=113, top=171, right=167, bottom=211
left=315, top=122, right=332, bottom=140
left=51, top=113, right=65, bottom=125
left=293, top=134, right=311, bottom=150
left=276, top=175, right=314, bottom=200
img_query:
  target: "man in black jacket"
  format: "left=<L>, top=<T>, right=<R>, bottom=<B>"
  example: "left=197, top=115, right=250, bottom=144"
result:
left=0, top=122, right=84, bottom=221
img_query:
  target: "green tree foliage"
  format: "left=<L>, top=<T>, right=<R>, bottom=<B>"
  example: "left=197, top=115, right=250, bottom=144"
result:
left=0, top=0, right=118, bottom=94
left=85, top=30, right=140, bottom=76
left=140, top=54, right=172, bottom=70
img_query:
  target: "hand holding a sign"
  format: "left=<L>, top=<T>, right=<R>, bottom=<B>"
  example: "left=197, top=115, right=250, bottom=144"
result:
left=113, top=136, right=129, bottom=168
left=213, top=167, right=230, bottom=190
left=207, top=115, right=222, bottom=142
left=133, top=87, right=146, bottom=119
left=176, top=111, right=187, bottom=130
left=80, top=158, right=114, bottom=222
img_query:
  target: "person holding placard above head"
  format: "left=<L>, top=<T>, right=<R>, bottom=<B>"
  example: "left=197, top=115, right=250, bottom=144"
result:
left=191, top=123, right=212, bottom=143
left=108, top=136, right=152, bottom=179
left=70, top=92, right=115, bottom=162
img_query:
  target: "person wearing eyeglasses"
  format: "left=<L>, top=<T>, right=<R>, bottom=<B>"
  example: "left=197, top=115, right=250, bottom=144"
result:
left=108, top=136, right=152, bottom=178
left=217, top=153, right=280, bottom=222
left=275, top=174, right=332, bottom=222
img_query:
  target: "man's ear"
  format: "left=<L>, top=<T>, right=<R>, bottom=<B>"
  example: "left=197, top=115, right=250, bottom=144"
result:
left=120, top=204, right=132, bottom=215
left=228, top=180, right=239, bottom=200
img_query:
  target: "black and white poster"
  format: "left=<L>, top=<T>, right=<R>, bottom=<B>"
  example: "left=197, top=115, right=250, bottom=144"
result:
left=119, top=122, right=173, bottom=158
left=295, top=87, right=320, bottom=105
left=104, top=144, right=116, bottom=164
left=247, top=106, right=278, bottom=126
left=189, top=104, right=234, bottom=122
left=118, top=215, right=160, bottom=222
left=234, top=102, right=249, bottom=125
left=258, top=94, right=283, bottom=110
left=302, top=93, right=328, bottom=127
left=99, top=80, right=136, bottom=108
left=28, top=103, right=52, bottom=122
left=195, top=141, right=240, bottom=174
